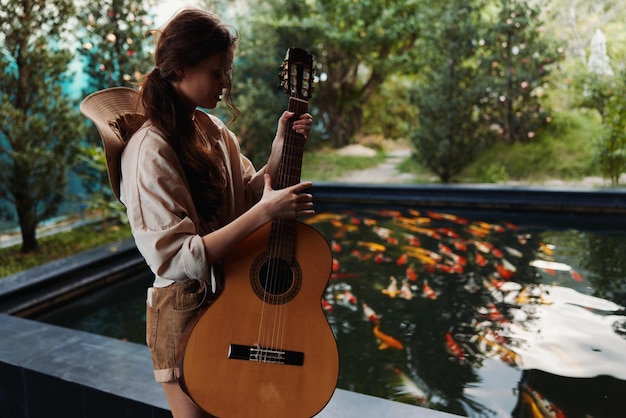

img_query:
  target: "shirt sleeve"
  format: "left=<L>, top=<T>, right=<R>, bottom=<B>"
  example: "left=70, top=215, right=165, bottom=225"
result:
left=121, top=128, right=209, bottom=284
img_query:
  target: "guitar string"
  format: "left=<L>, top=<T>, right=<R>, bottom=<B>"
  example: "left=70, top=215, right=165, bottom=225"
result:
left=258, top=99, right=306, bottom=360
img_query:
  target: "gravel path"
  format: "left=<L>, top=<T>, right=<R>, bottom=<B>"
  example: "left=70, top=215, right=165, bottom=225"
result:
left=336, top=146, right=417, bottom=184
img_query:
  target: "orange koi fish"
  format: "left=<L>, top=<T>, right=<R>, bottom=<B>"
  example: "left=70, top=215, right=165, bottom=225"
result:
left=374, top=324, right=404, bottom=350
left=408, top=208, right=421, bottom=217
left=427, top=210, right=466, bottom=224
left=406, top=264, right=418, bottom=281
left=539, top=242, right=555, bottom=256
left=398, top=224, right=442, bottom=239
left=332, top=258, right=340, bottom=272
left=382, top=276, right=400, bottom=298
left=570, top=269, right=583, bottom=282
left=438, top=243, right=467, bottom=266
left=331, top=240, right=341, bottom=253
left=305, top=213, right=343, bottom=224
left=396, top=253, right=409, bottom=266
left=453, top=240, right=468, bottom=252
left=467, top=224, right=489, bottom=238
left=357, top=241, right=387, bottom=252
left=362, top=302, right=380, bottom=323
left=445, top=330, right=466, bottom=362
left=491, top=247, right=504, bottom=258
left=363, top=218, right=377, bottom=226
left=387, top=236, right=399, bottom=245
left=376, top=209, right=403, bottom=218
left=422, top=279, right=437, bottom=300
left=475, top=252, right=488, bottom=267
left=395, top=216, right=431, bottom=226
left=495, top=259, right=516, bottom=280
left=519, top=382, right=565, bottom=418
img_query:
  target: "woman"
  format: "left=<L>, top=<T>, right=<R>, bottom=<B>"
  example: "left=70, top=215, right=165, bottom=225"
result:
left=98, top=9, right=313, bottom=417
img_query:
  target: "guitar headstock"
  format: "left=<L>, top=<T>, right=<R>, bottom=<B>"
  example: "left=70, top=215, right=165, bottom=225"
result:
left=279, top=47, right=313, bottom=101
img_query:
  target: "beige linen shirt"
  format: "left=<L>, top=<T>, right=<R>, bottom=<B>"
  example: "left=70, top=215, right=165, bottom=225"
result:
left=120, top=110, right=265, bottom=287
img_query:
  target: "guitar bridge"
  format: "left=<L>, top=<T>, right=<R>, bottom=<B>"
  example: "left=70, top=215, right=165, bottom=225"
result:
left=228, top=344, right=304, bottom=366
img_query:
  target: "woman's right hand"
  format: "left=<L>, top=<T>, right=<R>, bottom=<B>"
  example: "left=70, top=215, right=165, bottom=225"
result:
left=258, top=173, right=314, bottom=220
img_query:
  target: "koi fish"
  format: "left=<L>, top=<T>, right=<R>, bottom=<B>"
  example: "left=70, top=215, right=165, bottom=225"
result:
left=570, top=269, right=583, bottom=282
left=438, top=243, right=467, bottom=266
left=362, top=302, right=380, bottom=323
left=445, top=330, right=466, bottom=362
left=398, top=224, right=442, bottom=239
left=363, top=218, right=377, bottom=226
left=422, top=279, right=437, bottom=300
left=373, top=226, right=392, bottom=239
left=408, top=208, right=421, bottom=217
left=466, top=224, right=490, bottom=238
left=357, top=241, right=387, bottom=252
left=519, top=382, right=565, bottom=418
left=406, top=264, right=418, bottom=281
left=539, top=242, right=555, bottom=256
left=395, top=216, right=431, bottom=226
left=331, top=240, right=341, bottom=253
left=504, top=245, right=523, bottom=258
left=475, top=251, right=488, bottom=267
left=437, top=228, right=460, bottom=239
left=373, top=324, right=404, bottom=350
left=305, top=213, right=343, bottom=224
left=453, top=240, right=468, bottom=252
left=399, top=279, right=414, bottom=300
left=396, top=253, right=409, bottom=266
left=403, top=233, right=421, bottom=247
left=382, top=276, right=400, bottom=298
left=343, top=289, right=357, bottom=304
left=332, top=258, right=340, bottom=272
left=321, top=298, right=333, bottom=312
left=427, top=211, right=468, bottom=224
left=495, top=259, right=516, bottom=280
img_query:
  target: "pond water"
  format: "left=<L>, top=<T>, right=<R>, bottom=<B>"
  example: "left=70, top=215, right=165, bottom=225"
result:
left=36, top=205, right=626, bottom=417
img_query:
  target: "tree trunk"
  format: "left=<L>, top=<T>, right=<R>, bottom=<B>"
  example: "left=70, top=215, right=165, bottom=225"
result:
left=17, top=198, right=39, bottom=253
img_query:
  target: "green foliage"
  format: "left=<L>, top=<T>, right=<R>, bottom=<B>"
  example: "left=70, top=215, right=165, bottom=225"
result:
left=594, top=72, right=626, bottom=185
left=0, top=0, right=83, bottom=252
left=76, top=0, right=155, bottom=94
left=477, top=0, right=565, bottom=143
left=410, top=0, right=488, bottom=183
left=256, top=0, right=425, bottom=148
left=462, top=109, right=601, bottom=181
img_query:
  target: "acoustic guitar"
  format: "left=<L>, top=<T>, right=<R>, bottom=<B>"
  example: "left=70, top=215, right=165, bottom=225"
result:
left=179, top=48, right=339, bottom=417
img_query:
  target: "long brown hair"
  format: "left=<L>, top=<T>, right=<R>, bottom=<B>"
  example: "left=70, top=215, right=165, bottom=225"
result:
left=141, top=9, right=239, bottom=225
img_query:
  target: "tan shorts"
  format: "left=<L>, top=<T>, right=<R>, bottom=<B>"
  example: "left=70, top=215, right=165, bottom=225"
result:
left=145, top=279, right=209, bottom=383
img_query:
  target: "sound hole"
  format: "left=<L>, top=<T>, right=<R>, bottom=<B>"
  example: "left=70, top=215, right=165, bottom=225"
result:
left=260, top=258, right=293, bottom=295
left=251, top=254, right=302, bottom=305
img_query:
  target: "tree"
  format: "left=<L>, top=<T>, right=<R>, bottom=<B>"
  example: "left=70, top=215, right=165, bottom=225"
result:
left=410, top=0, right=488, bottom=183
left=0, top=0, right=82, bottom=253
left=76, top=0, right=155, bottom=95
left=594, top=71, right=626, bottom=186
left=257, top=0, right=425, bottom=148
left=477, top=0, right=564, bottom=143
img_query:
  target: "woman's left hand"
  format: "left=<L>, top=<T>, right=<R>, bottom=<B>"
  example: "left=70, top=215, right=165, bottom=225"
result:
left=276, top=111, right=313, bottom=141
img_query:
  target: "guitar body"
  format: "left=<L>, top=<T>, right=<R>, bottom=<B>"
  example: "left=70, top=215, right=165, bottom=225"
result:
left=179, top=221, right=339, bottom=417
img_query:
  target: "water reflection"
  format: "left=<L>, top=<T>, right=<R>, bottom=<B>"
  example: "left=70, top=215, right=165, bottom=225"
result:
left=306, top=207, right=626, bottom=416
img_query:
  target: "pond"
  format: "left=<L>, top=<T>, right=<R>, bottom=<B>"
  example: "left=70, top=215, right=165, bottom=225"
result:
left=36, top=204, right=626, bottom=417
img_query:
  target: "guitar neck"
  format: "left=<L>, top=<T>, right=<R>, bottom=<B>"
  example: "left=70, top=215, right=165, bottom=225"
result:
left=275, top=97, right=308, bottom=190
left=269, top=96, right=309, bottom=263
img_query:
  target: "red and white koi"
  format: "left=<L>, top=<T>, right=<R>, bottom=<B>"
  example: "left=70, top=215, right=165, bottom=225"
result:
left=422, top=279, right=438, bottom=300
left=362, top=302, right=380, bottom=324
left=399, top=279, right=414, bottom=300
left=445, top=330, right=466, bottom=363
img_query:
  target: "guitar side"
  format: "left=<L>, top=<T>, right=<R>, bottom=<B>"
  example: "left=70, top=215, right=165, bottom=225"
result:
left=179, top=221, right=339, bottom=417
